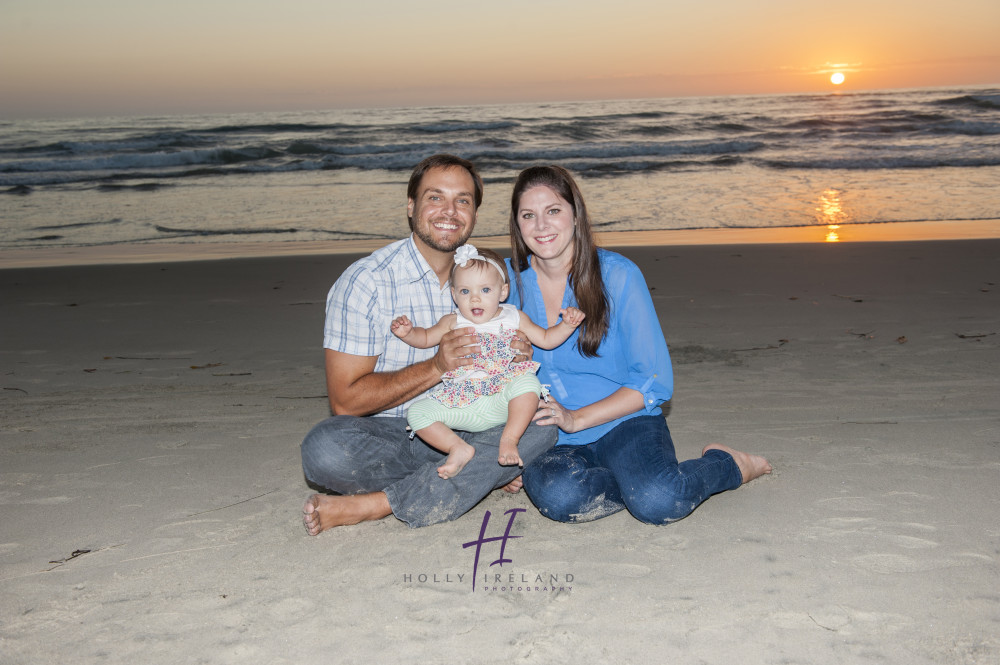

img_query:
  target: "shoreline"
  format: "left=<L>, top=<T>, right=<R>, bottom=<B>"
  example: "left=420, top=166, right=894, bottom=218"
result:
left=2, top=218, right=1000, bottom=269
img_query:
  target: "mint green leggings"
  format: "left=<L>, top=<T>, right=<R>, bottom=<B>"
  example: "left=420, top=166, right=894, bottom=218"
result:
left=407, top=374, right=542, bottom=433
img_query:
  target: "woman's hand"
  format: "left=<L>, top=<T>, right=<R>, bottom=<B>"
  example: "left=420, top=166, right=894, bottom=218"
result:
left=532, top=396, right=580, bottom=433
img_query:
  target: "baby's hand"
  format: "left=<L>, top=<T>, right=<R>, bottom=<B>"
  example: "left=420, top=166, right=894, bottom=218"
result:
left=391, top=315, right=413, bottom=339
left=560, top=307, right=586, bottom=328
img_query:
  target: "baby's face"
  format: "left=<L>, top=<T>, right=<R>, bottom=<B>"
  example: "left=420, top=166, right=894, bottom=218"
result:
left=451, top=264, right=509, bottom=325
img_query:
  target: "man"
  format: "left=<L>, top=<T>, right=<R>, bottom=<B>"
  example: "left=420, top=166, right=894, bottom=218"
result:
left=301, top=154, right=557, bottom=534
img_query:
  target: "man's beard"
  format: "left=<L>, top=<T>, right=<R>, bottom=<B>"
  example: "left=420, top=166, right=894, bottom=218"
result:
left=413, top=219, right=472, bottom=253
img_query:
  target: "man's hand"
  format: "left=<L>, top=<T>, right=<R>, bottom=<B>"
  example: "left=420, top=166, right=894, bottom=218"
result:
left=510, top=330, right=534, bottom=364
left=433, top=327, right=479, bottom=374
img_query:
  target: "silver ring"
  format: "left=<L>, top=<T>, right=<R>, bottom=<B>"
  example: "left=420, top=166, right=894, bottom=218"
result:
left=550, top=408, right=555, bottom=417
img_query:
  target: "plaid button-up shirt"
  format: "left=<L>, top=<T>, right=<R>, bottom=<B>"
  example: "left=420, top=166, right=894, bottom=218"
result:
left=324, top=235, right=454, bottom=418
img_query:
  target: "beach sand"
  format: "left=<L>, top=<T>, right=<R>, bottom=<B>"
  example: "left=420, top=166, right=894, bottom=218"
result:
left=2, top=239, right=998, bottom=664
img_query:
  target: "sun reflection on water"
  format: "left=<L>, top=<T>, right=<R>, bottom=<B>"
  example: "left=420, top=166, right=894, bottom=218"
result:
left=816, top=188, right=848, bottom=242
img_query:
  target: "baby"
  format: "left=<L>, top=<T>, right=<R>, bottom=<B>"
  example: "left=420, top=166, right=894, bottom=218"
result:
left=391, top=244, right=584, bottom=479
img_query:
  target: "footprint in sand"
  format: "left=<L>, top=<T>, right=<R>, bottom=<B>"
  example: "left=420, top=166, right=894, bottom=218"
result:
left=774, top=605, right=912, bottom=634
left=853, top=551, right=994, bottom=574
left=23, top=495, right=74, bottom=505
left=814, top=496, right=880, bottom=512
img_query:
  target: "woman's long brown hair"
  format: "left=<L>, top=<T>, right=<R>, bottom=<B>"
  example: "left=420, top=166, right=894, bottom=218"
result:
left=509, top=166, right=609, bottom=357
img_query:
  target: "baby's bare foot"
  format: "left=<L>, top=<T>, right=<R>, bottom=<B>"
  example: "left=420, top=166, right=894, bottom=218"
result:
left=437, top=442, right=476, bottom=479
left=498, top=442, right=523, bottom=467
left=703, top=443, right=772, bottom=484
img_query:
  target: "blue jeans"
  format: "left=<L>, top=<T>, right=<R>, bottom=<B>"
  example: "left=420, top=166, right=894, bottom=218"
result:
left=301, top=415, right=556, bottom=528
left=522, top=416, right=741, bottom=524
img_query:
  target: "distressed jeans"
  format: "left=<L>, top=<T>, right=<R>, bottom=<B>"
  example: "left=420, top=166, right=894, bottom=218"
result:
left=521, top=415, right=742, bottom=524
left=301, top=415, right=557, bottom=528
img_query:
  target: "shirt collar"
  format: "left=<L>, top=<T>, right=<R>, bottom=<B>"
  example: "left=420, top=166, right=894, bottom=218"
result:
left=402, top=233, right=439, bottom=284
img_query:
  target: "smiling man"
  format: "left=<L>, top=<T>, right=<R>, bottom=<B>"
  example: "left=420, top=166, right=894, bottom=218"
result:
left=300, top=154, right=557, bottom=534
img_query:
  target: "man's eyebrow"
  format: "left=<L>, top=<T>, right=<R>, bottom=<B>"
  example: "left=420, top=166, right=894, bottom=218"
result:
left=423, top=186, right=474, bottom=198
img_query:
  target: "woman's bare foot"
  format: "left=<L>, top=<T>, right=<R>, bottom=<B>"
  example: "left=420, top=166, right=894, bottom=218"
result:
left=301, top=491, right=392, bottom=536
left=437, top=442, right=475, bottom=479
left=502, top=476, right=524, bottom=493
left=703, top=443, right=772, bottom=484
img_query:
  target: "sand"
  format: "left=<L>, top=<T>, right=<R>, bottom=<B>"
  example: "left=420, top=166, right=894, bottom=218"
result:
left=1, top=240, right=998, bottom=664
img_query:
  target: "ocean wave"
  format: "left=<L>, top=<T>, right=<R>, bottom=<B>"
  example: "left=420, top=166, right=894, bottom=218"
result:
left=410, top=120, right=520, bottom=133
left=23, top=234, right=64, bottom=242
left=98, top=182, right=173, bottom=192
left=935, top=94, right=1000, bottom=110
left=588, top=110, right=677, bottom=121
left=153, top=225, right=395, bottom=240
left=758, top=154, right=1000, bottom=170
left=191, top=122, right=354, bottom=134
left=527, top=122, right=609, bottom=141
left=1, top=148, right=225, bottom=174
left=3, top=87, right=998, bottom=193
left=32, top=218, right=123, bottom=230
left=625, top=124, right=684, bottom=137
left=2, top=141, right=74, bottom=155
left=155, top=225, right=299, bottom=237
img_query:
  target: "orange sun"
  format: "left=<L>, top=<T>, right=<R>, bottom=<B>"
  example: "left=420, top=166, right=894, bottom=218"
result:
left=830, top=72, right=846, bottom=85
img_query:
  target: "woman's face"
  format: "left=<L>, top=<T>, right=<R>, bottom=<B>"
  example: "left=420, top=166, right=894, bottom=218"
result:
left=515, top=185, right=575, bottom=265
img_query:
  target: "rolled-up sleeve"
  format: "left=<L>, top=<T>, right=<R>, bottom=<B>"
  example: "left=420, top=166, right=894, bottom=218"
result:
left=614, top=260, right=673, bottom=411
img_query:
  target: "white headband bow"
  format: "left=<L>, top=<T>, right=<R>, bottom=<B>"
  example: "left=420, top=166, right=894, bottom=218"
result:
left=454, top=244, right=506, bottom=281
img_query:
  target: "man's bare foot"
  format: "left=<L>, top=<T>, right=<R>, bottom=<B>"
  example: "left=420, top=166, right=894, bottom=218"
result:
left=301, top=491, right=392, bottom=536
left=437, top=442, right=476, bottom=479
left=502, top=476, right=524, bottom=493
left=703, top=443, right=772, bottom=484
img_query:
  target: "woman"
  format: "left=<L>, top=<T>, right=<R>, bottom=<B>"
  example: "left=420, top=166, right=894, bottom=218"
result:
left=506, top=165, right=771, bottom=524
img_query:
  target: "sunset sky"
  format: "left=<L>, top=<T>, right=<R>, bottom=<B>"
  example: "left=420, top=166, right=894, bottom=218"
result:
left=2, top=0, right=998, bottom=118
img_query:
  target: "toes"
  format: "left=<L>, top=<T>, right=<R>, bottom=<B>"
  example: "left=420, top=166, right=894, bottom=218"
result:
left=302, top=496, right=322, bottom=535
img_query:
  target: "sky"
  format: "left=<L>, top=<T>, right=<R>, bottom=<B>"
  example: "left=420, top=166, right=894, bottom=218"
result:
left=1, top=0, right=998, bottom=118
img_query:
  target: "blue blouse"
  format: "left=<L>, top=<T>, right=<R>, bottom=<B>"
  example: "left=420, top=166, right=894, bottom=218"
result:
left=506, top=249, right=673, bottom=446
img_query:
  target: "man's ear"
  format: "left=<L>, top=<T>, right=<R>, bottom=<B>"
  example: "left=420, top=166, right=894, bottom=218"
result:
left=406, top=198, right=415, bottom=221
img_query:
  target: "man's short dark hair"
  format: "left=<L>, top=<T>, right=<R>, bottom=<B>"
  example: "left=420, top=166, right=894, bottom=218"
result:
left=406, top=154, right=484, bottom=227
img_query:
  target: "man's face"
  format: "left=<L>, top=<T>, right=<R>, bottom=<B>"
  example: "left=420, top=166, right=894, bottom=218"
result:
left=407, top=166, right=477, bottom=253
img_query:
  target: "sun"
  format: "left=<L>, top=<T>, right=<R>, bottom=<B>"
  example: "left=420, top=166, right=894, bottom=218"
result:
left=830, top=72, right=846, bottom=85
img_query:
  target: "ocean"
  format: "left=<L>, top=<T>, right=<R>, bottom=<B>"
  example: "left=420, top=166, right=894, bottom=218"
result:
left=2, top=86, right=999, bottom=253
